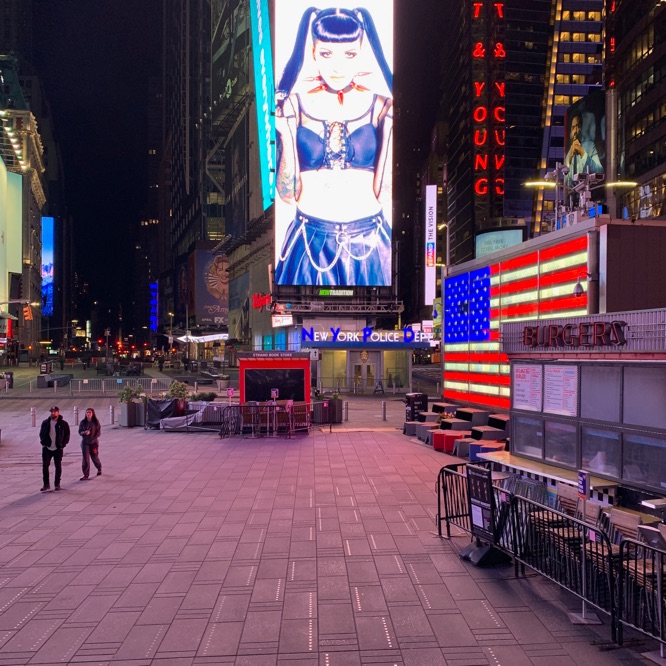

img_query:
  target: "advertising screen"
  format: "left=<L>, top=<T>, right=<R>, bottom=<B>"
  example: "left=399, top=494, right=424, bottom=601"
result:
left=195, top=251, right=229, bottom=326
left=41, top=217, right=54, bottom=317
left=249, top=0, right=275, bottom=211
left=475, top=228, right=524, bottom=258
left=424, top=185, right=437, bottom=305
left=274, top=0, right=394, bottom=287
left=564, top=89, right=605, bottom=199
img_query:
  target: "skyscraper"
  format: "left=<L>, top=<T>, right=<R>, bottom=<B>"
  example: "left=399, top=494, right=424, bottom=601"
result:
left=444, top=0, right=604, bottom=266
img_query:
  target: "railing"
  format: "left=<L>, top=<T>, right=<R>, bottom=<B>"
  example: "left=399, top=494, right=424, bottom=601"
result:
left=435, top=463, right=643, bottom=645
left=618, top=538, right=666, bottom=652
left=219, top=403, right=312, bottom=439
left=30, top=377, right=175, bottom=395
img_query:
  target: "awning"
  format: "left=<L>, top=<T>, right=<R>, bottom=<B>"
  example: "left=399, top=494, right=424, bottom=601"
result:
left=0, top=312, right=18, bottom=320
left=177, top=333, right=229, bottom=344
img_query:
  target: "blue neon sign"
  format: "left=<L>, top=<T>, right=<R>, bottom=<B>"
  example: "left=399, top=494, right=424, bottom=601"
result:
left=250, top=0, right=275, bottom=210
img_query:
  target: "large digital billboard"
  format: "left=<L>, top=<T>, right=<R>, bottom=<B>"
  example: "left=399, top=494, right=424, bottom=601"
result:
left=424, top=185, right=437, bottom=306
left=274, top=0, right=394, bottom=287
left=249, top=0, right=275, bottom=211
left=41, top=216, right=54, bottom=317
left=194, top=251, right=229, bottom=326
left=564, top=89, right=605, bottom=196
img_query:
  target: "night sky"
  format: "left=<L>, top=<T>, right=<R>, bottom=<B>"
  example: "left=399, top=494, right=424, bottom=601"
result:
left=29, top=1, right=443, bottom=327
left=32, top=1, right=162, bottom=315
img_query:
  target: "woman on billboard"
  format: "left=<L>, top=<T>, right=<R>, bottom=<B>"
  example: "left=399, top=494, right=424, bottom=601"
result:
left=274, top=6, right=393, bottom=286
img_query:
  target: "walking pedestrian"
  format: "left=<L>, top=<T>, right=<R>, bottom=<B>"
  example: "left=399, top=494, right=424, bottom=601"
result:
left=78, top=408, right=102, bottom=480
left=39, top=406, right=70, bottom=492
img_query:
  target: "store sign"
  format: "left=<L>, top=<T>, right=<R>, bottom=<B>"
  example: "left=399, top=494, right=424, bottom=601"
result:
left=523, top=321, right=627, bottom=348
left=272, top=314, right=293, bottom=327
left=301, top=326, right=432, bottom=348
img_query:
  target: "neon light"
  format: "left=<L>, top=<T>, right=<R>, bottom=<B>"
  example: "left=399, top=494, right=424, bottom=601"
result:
left=474, top=130, right=488, bottom=146
left=475, top=154, right=489, bottom=170
left=475, top=179, right=488, bottom=195
left=473, top=43, right=485, bottom=57
left=473, top=106, right=488, bottom=123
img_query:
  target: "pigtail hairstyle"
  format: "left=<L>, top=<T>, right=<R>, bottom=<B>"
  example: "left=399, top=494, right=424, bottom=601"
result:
left=354, top=8, right=392, bottom=94
left=277, top=7, right=393, bottom=97
left=277, top=7, right=318, bottom=98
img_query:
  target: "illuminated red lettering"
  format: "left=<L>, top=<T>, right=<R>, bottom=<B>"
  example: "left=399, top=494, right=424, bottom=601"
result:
left=494, top=81, right=505, bottom=97
left=579, top=323, right=593, bottom=346
left=473, top=2, right=483, bottom=18
left=494, top=154, right=505, bottom=170
left=494, top=130, right=506, bottom=146
left=475, top=154, right=489, bottom=170
left=494, top=178, right=504, bottom=195
left=493, top=2, right=504, bottom=18
left=473, top=43, right=485, bottom=58
left=475, top=178, right=488, bottom=195
left=548, top=325, right=562, bottom=347
left=494, top=42, right=506, bottom=58
left=562, top=324, right=574, bottom=346
left=473, top=106, right=488, bottom=123
left=523, top=326, right=537, bottom=347
left=474, top=130, right=488, bottom=146
left=473, top=81, right=486, bottom=97
left=493, top=106, right=505, bottom=123
left=610, top=320, right=627, bottom=345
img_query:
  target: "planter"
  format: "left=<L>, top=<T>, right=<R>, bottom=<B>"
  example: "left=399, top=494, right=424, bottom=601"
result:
left=119, top=402, right=139, bottom=427
left=137, top=402, right=146, bottom=427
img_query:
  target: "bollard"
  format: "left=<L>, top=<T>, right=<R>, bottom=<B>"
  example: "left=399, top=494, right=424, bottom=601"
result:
left=109, top=404, right=115, bottom=425
left=73, top=406, right=79, bottom=424
left=436, top=381, right=441, bottom=397
left=31, top=406, right=36, bottom=427
left=194, top=381, right=198, bottom=393
left=54, top=380, right=58, bottom=393
left=381, top=400, right=387, bottom=421
left=343, top=400, right=349, bottom=421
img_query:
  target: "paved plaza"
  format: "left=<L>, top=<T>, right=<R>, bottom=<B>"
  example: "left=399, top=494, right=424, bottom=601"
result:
left=0, top=367, right=658, bottom=664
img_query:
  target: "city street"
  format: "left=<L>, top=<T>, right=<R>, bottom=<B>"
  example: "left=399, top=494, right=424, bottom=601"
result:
left=0, top=380, right=657, bottom=664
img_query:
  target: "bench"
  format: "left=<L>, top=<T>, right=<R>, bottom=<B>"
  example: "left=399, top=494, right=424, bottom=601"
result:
left=439, top=418, right=472, bottom=431
left=455, top=407, right=491, bottom=427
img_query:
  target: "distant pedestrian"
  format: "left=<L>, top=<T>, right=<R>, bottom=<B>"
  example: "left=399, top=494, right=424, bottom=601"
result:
left=157, top=355, right=164, bottom=372
left=39, top=406, right=70, bottom=492
left=78, top=408, right=102, bottom=480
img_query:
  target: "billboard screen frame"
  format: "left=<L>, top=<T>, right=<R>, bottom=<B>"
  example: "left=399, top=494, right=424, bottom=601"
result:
left=41, top=216, right=54, bottom=318
left=273, top=0, right=394, bottom=287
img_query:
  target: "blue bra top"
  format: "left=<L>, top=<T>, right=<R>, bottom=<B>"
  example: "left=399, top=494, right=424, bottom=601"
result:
left=296, top=95, right=379, bottom=172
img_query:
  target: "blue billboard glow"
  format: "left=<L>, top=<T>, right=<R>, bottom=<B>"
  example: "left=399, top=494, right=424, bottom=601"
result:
left=41, top=217, right=54, bottom=317
left=249, top=0, right=275, bottom=211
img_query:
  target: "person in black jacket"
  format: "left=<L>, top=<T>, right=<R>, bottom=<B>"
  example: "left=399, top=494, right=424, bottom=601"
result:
left=78, top=408, right=102, bottom=480
left=39, top=406, right=70, bottom=492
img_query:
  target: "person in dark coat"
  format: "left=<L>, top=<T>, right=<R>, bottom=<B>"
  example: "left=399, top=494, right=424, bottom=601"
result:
left=39, top=406, right=70, bottom=492
left=78, top=408, right=102, bottom=480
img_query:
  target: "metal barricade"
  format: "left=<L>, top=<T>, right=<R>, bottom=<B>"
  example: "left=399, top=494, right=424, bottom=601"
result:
left=618, top=538, right=666, bottom=654
left=436, top=463, right=473, bottom=538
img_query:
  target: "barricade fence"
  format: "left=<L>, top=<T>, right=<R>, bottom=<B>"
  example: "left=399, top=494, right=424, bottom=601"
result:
left=29, top=377, right=176, bottom=395
left=618, top=538, right=666, bottom=649
left=434, top=463, right=666, bottom=646
left=219, top=402, right=312, bottom=439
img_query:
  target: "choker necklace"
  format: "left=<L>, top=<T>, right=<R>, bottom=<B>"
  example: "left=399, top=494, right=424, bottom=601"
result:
left=307, top=78, right=369, bottom=105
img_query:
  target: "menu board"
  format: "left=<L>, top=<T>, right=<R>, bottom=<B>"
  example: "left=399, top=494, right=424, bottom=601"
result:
left=543, top=365, right=579, bottom=416
left=512, top=364, right=543, bottom=412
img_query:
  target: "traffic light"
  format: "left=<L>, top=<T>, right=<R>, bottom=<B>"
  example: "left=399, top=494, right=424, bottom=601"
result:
left=23, top=305, right=33, bottom=321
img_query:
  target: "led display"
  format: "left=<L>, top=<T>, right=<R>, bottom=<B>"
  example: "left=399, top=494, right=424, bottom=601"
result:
left=475, top=228, right=524, bottom=258
left=249, top=0, right=275, bottom=211
left=274, top=0, right=393, bottom=286
left=443, top=235, right=589, bottom=409
left=41, top=216, right=54, bottom=317
left=195, top=252, right=229, bottom=326
left=564, top=89, right=605, bottom=203
left=424, top=185, right=437, bottom=305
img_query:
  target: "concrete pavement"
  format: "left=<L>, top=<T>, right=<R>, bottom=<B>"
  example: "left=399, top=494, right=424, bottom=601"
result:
left=0, top=369, right=658, bottom=664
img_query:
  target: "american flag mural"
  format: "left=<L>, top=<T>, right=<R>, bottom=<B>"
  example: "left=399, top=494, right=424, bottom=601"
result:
left=443, top=235, right=589, bottom=409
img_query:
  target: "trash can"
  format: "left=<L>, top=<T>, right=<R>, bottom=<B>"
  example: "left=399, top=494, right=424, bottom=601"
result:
left=312, top=401, right=329, bottom=424
left=4, top=372, right=14, bottom=389
left=405, top=392, right=428, bottom=421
